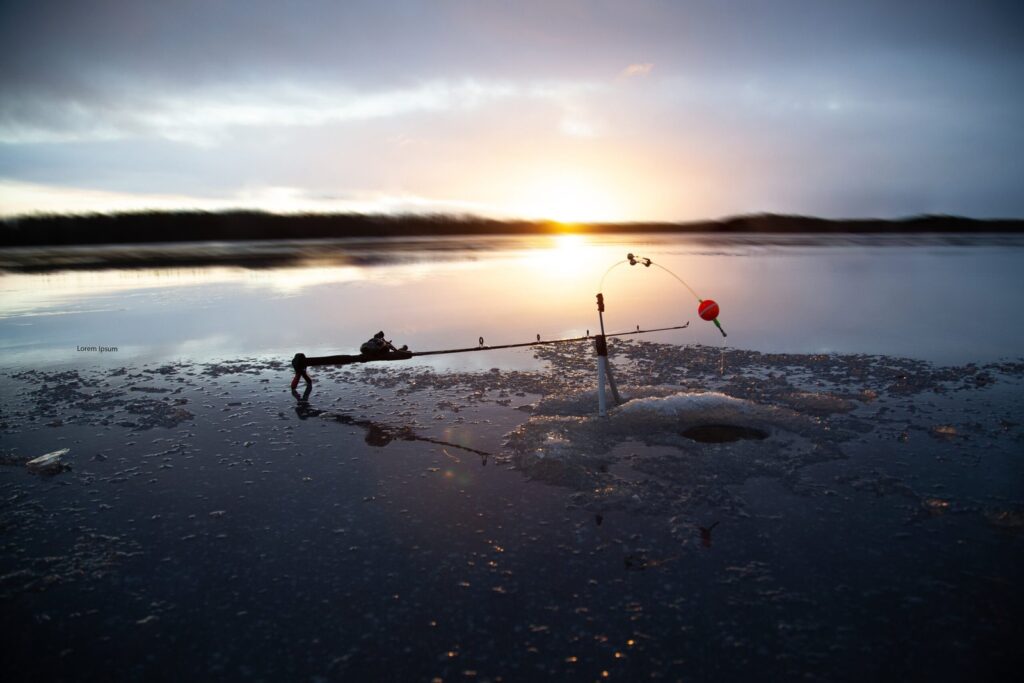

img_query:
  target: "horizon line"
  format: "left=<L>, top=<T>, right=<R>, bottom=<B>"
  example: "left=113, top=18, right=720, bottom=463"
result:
left=4, top=208, right=1022, bottom=225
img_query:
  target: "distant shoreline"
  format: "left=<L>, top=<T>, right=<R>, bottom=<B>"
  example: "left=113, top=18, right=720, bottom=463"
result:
left=1, top=211, right=1022, bottom=248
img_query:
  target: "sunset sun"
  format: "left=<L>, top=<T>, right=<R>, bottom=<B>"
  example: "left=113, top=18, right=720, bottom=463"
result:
left=512, top=174, right=625, bottom=223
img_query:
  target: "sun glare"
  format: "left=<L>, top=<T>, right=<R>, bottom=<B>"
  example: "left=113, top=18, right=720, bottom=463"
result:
left=513, top=174, right=624, bottom=223
left=553, top=233, right=585, bottom=251
left=526, top=233, right=597, bottom=284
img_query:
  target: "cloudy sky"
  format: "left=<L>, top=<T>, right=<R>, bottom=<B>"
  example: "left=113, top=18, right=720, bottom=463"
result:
left=1, top=0, right=1021, bottom=221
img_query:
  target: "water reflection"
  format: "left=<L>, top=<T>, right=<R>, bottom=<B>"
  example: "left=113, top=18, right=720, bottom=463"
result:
left=291, top=384, right=490, bottom=460
left=1, top=233, right=1022, bottom=366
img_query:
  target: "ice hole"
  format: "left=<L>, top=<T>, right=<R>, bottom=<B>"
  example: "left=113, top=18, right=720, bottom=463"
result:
left=679, top=424, right=769, bottom=443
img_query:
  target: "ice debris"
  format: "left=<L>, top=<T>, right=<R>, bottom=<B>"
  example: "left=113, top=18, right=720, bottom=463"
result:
left=26, top=448, right=70, bottom=474
left=505, top=388, right=842, bottom=517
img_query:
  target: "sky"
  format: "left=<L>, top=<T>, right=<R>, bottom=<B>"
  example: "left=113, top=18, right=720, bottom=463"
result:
left=1, top=0, right=1022, bottom=221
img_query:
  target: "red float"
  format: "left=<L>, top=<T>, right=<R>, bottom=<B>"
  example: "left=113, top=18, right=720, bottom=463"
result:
left=698, top=299, right=719, bottom=321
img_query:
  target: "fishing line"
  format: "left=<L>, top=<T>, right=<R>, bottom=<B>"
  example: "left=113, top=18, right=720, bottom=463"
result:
left=650, top=262, right=702, bottom=302
left=599, top=255, right=702, bottom=302
left=598, top=260, right=627, bottom=293
left=598, top=253, right=726, bottom=338
left=720, top=334, right=726, bottom=376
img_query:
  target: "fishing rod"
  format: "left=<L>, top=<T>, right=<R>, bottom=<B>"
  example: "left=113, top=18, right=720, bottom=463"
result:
left=290, top=323, right=690, bottom=389
left=408, top=323, right=690, bottom=357
left=289, top=252, right=728, bottom=412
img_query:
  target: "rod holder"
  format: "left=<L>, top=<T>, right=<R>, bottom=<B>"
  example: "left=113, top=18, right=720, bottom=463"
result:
left=595, top=334, right=609, bottom=417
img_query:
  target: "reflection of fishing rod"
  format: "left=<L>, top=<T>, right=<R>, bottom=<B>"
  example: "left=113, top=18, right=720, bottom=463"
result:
left=292, top=385, right=492, bottom=461
left=600, top=253, right=727, bottom=338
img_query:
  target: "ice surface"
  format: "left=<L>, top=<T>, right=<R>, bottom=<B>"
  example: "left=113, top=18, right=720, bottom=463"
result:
left=494, top=340, right=1024, bottom=526
left=1, top=339, right=1022, bottom=681
left=505, top=384, right=840, bottom=518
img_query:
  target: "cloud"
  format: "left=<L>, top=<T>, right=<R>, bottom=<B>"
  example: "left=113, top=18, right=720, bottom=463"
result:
left=559, top=118, right=598, bottom=138
left=0, top=80, right=510, bottom=146
left=1, top=2, right=1022, bottom=219
left=621, top=63, right=654, bottom=78
left=0, top=78, right=607, bottom=147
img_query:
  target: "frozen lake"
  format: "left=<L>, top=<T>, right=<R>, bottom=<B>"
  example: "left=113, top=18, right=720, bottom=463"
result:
left=1, top=233, right=1023, bottom=681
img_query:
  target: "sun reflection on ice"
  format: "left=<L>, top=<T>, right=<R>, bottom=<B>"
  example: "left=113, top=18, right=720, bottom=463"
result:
left=527, top=233, right=606, bottom=285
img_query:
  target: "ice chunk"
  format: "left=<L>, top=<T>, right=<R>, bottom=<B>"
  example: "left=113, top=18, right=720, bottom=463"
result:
left=617, top=391, right=754, bottom=419
left=611, top=391, right=811, bottom=436
left=26, top=448, right=70, bottom=474
left=505, top=386, right=846, bottom=515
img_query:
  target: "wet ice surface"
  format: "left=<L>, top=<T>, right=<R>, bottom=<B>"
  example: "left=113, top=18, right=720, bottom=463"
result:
left=2, top=342, right=1023, bottom=682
